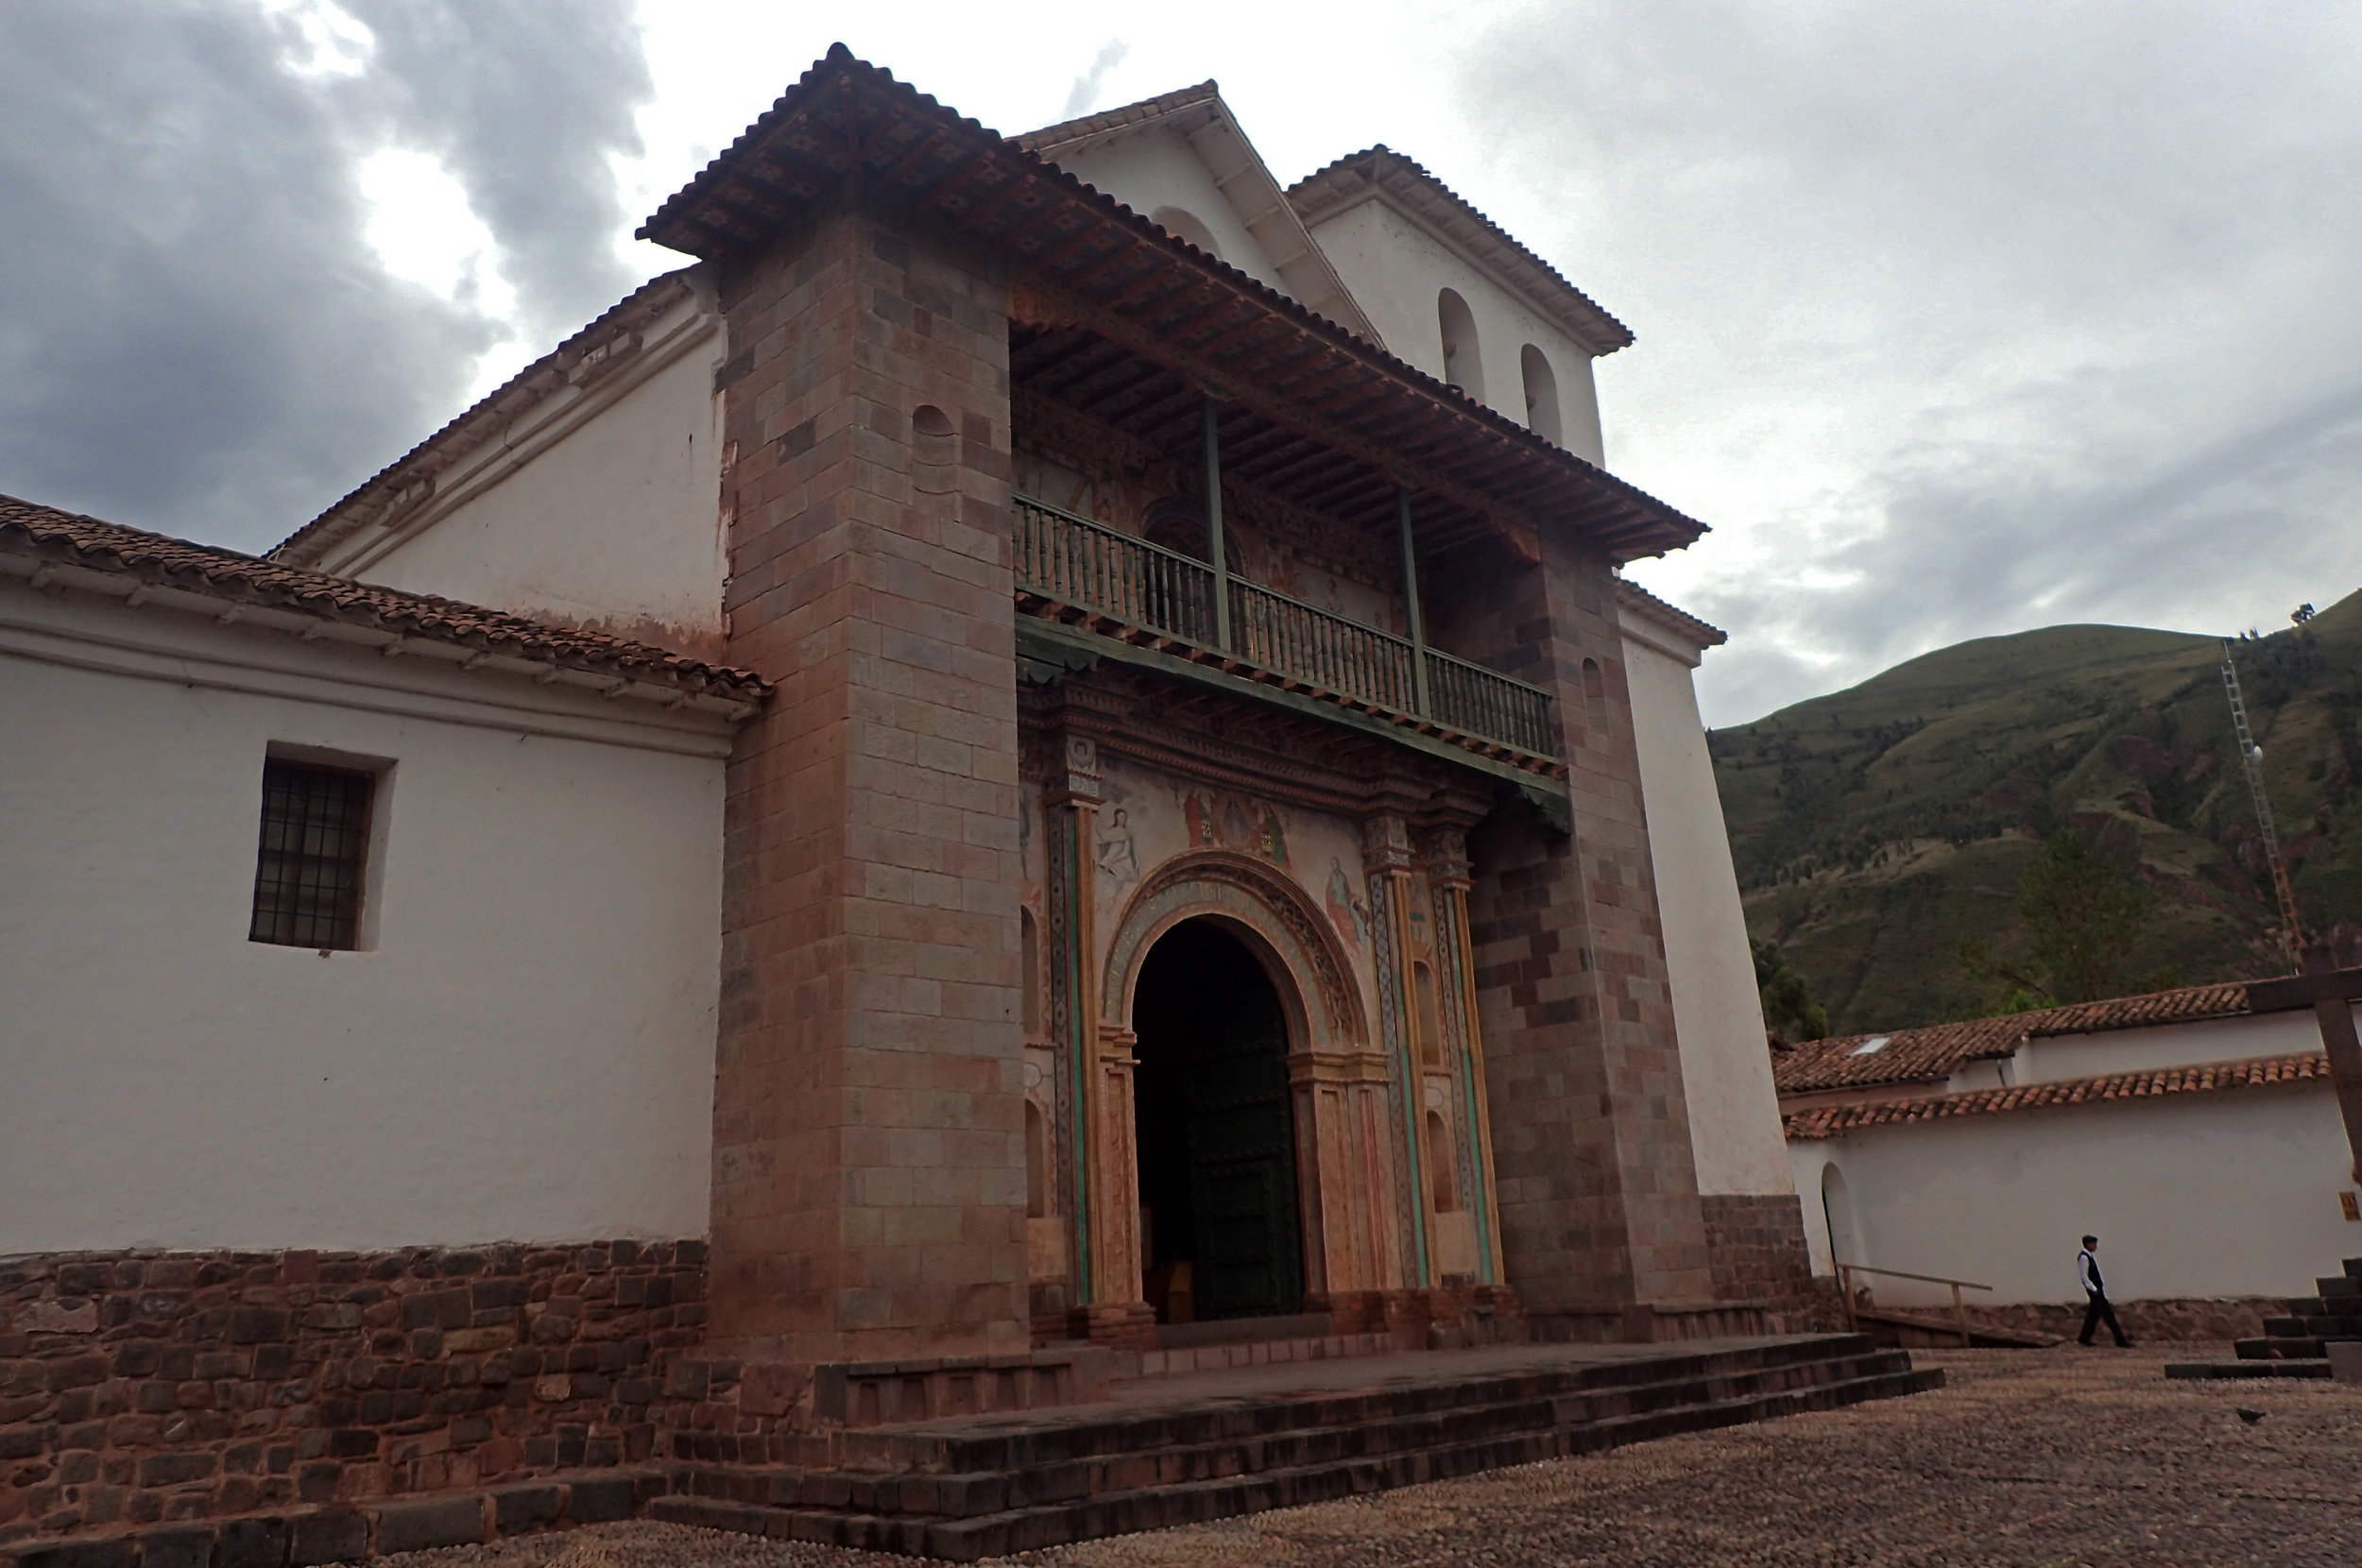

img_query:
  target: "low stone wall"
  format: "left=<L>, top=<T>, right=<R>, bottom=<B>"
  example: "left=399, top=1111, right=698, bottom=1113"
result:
left=1963, top=1297, right=2278, bottom=1343
left=0, top=1243, right=706, bottom=1548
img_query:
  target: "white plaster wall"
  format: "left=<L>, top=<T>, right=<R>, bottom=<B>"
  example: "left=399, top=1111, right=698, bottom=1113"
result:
left=1620, top=625, right=1792, bottom=1198
left=347, top=293, right=729, bottom=660
left=0, top=601, right=727, bottom=1253
left=1788, top=1086, right=2358, bottom=1304
left=1050, top=130, right=1291, bottom=294
left=2015, top=1010, right=2336, bottom=1084
left=1302, top=200, right=1606, bottom=466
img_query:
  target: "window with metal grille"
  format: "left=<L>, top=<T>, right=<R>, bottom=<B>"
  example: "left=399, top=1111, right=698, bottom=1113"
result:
left=248, top=758, right=375, bottom=949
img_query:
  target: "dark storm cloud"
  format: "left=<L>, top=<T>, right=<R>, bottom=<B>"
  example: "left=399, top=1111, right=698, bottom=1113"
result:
left=0, top=1, right=651, bottom=554
left=1457, top=0, right=2362, bottom=724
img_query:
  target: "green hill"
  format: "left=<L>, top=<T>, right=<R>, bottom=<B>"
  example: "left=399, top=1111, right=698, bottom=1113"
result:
left=1711, top=589, right=2362, bottom=1034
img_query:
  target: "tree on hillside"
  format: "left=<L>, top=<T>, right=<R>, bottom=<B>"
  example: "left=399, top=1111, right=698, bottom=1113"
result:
left=1753, top=939, right=1829, bottom=1042
left=1957, top=831, right=2156, bottom=1007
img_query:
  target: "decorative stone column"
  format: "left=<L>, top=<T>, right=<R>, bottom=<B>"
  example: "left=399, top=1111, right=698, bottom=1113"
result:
left=1425, top=827, right=1505, bottom=1286
left=1292, top=1044, right=1400, bottom=1304
left=1361, top=812, right=1432, bottom=1289
left=1044, top=733, right=1151, bottom=1342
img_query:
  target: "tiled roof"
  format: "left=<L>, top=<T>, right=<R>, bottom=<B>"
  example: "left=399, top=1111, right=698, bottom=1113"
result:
left=1287, top=145, right=1635, bottom=355
left=1616, top=578, right=1727, bottom=650
left=632, top=48, right=1708, bottom=563
left=0, top=494, right=770, bottom=705
left=272, top=270, right=700, bottom=568
left=1014, top=82, right=1221, bottom=155
left=1772, top=982, right=2256, bottom=1094
left=1011, top=81, right=1378, bottom=342
left=1785, top=1052, right=2330, bottom=1140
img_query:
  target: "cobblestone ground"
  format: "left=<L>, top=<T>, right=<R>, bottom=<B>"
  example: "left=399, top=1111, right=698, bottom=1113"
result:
left=386, top=1346, right=2362, bottom=1568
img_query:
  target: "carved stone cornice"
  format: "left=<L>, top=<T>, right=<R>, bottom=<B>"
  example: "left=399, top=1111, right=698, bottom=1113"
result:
left=1361, top=813, right=1416, bottom=877
left=1019, top=660, right=1493, bottom=834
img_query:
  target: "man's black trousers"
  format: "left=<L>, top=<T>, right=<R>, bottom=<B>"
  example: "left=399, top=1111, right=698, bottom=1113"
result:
left=2080, top=1291, right=2129, bottom=1346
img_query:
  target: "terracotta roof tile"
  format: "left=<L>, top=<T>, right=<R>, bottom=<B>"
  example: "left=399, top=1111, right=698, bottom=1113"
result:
left=0, top=494, right=770, bottom=704
left=1616, top=578, right=1727, bottom=649
left=1287, top=145, right=1634, bottom=355
left=632, top=48, right=1708, bottom=563
left=1784, top=1051, right=2330, bottom=1140
left=1013, top=82, right=1221, bottom=156
left=1772, top=981, right=2256, bottom=1094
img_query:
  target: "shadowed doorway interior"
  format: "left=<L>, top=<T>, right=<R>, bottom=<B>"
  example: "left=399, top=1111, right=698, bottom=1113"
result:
left=1132, top=918, right=1305, bottom=1322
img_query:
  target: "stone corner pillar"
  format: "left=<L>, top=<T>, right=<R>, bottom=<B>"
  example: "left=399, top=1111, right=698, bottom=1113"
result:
left=707, top=209, right=1027, bottom=1365
left=1454, top=531, right=1715, bottom=1330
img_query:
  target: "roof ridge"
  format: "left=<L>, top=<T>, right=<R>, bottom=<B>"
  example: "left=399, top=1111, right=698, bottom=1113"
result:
left=1615, top=577, right=1726, bottom=648
left=1774, top=980, right=2266, bottom=1095
left=634, top=48, right=1711, bottom=562
left=1015, top=80, right=1222, bottom=154
left=1287, top=145, right=1633, bottom=354
left=0, top=492, right=769, bottom=701
left=272, top=268, right=701, bottom=566
left=1786, top=1050, right=2329, bottom=1140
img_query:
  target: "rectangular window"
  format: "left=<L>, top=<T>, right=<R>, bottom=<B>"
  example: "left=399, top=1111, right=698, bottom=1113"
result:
left=248, top=758, right=377, bottom=950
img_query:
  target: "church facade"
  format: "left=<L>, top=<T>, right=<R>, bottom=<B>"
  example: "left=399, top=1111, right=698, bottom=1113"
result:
left=1, top=51, right=1810, bottom=1532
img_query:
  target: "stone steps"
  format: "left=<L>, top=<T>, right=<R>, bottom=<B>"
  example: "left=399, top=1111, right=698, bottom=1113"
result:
left=2165, top=1257, right=2362, bottom=1381
left=2165, top=1359, right=2332, bottom=1380
left=648, top=1336, right=1938, bottom=1560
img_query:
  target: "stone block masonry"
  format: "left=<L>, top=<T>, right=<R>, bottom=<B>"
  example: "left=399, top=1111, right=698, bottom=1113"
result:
left=0, top=1245, right=704, bottom=1547
left=710, top=211, right=1028, bottom=1364
left=1437, top=529, right=1717, bottom=1332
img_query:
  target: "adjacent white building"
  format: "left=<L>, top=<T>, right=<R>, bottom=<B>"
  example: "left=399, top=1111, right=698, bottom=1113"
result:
left=1779, top=981, right=2362, bottom=1309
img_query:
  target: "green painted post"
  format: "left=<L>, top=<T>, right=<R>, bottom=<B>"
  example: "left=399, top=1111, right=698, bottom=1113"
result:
left=1206, top=397, right=1231, bottom=653
left=1398, top=486, right=1430, bottom=717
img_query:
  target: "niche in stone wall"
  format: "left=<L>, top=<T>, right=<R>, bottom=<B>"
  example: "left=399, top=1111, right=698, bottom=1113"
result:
left=1426, top=1110, right=1460, bottom=1212
left=1026, top=1099, right=1050, bottom=1219
left=913, top=402, right=958, bottom=495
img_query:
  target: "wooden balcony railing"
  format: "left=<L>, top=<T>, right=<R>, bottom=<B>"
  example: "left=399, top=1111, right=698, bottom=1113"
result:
left=1013, top=495, right=1560, bottom=763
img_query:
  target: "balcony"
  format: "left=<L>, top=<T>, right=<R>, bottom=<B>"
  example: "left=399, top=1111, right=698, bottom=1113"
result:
left=1012, top=495, right=1560, bottom=768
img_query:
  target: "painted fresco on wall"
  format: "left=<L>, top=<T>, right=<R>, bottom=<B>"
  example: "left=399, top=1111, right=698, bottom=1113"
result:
left=1095, top=805, right=1140, bottom=886
left=1326, top=857, right=1370, bottom=955
left=1180, top=785, right=1289, bottom=868
left=1018, top=777, right=1044, bottom=889
left=1090, top=756, right=1381, bottom=1036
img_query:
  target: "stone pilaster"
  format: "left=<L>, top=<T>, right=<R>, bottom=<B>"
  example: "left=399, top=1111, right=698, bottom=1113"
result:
left=1361, top=812, right=1431, bottom=1289
left=1425, top=827, right=1505, bottom=1286
left=709, top=212, right=1027, bottom=1362
left=1434, top=528, right=1714, bottom=1329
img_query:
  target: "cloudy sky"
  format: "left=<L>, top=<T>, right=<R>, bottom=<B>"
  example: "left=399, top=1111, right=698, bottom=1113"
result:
left=4, top=1, right=2357, bottom=724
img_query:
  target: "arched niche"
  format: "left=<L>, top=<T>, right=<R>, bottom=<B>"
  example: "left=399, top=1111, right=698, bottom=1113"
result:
left=1150, top=206, right=1223, bottom=262
left=1520, top=345, right=1562, bottom=445
left=1102, top=849, right=1368, bottom=1055
left=1437, top=289, right=1485, bottom=403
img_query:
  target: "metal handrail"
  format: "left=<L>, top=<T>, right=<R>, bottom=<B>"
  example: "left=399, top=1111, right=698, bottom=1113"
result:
left=1011, top=493, right=1561, bottom=760
left=1833, top=1260, right=1993, bottom=1347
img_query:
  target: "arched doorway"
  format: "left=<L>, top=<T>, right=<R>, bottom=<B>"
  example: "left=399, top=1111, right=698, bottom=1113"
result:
left=1130, top=917, right=1306, bottom=1322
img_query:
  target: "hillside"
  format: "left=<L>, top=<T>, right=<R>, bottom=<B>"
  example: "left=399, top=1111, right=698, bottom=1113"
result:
left=1711, top=589, right=2362, bottom=1034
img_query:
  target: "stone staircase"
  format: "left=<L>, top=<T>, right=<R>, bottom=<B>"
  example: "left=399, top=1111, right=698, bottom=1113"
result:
left=648, top=1333, right=1938, bottom=1560
left=2165, top=1255, right=2362, bottom=1379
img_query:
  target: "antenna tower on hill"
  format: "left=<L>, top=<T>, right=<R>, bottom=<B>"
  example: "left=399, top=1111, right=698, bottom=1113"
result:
left=2218, top=639, right=2304, bottom=973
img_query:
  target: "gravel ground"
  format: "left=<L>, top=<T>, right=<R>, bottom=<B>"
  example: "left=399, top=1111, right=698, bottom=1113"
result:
left=384, top=1346, right=2362, bottom=1568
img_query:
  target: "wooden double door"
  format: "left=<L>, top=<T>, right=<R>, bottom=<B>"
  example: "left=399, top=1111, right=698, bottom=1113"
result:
left=1132, top=918, right=1305, bottom=1321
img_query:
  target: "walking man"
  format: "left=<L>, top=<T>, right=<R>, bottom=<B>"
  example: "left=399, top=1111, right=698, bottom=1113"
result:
left=2078, top=1234, right=2133, bottom=1347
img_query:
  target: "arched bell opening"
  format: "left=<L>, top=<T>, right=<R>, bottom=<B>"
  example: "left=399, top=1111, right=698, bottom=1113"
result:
left=1128, top=916, right=1308, bottom=1324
